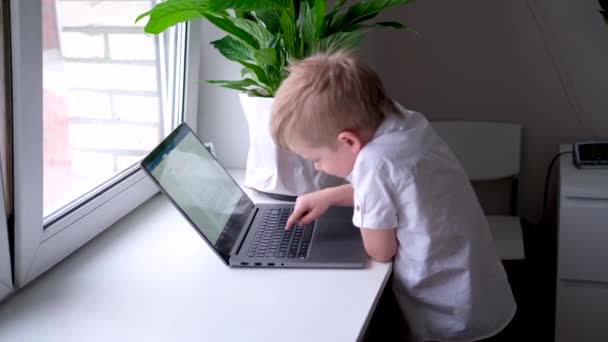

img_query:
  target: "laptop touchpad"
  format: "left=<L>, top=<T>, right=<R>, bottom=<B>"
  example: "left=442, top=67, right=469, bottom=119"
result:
left=314, top=207, right=361, bottom=245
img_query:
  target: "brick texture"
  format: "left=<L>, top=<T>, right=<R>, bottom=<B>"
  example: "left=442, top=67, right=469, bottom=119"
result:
left=44, top=0, right=166, bottom=212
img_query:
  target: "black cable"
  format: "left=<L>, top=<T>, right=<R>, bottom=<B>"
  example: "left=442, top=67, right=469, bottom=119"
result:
left=542, top=151, right=573, bottom=213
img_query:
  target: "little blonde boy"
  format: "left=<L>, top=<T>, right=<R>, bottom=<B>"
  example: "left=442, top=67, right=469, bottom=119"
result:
left=270, top=51, right=516, bottom=342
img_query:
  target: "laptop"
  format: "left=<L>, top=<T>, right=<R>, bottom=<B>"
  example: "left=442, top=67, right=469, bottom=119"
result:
left=141, top=123, right=368, bottom=268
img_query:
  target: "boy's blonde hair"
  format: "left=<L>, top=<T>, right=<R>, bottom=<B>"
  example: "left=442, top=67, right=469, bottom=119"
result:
left=270, top=50, right=396, bottom=150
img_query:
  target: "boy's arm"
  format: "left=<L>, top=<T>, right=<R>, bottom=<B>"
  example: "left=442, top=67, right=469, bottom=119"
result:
left=285, top=184, right=354, bottom=229
left=351, top=161, right=399, bottom=263
left=319, top=186, right=399, bottom=263
left=323, top=184, right=354, bottom=206
left=360, top=228, right=397, bottom=263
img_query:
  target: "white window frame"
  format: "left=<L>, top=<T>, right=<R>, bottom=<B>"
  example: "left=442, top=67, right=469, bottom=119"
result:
left=0, top=0, right=12, bottom=301
left=10, top=0, right=201, bottom=287
left=0, top=166, right=11, bottom=300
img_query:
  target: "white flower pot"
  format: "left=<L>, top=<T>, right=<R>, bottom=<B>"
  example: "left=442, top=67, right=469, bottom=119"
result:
left=239, top=93, right=344, bottom=197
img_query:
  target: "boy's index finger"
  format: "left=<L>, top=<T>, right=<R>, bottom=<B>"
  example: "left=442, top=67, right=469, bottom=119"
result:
left=285, top=212, right=298, bottom=230
left=286, top=206, right=307, bottom=230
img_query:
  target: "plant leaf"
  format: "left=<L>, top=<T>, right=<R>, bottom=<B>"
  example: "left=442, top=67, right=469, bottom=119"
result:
left=241, top=67, right=251, bottom=77
left=208, top=78, right=271, bottom=96
left=254, top=48, right=279, bottom=67
left=333, top=0, right=350, bottom=11
left=312, top=0, right=327, bottom=39
left=279, top=10, right=297, bottom=57
left=326, top=0, right=350, bottom=29
left=265, top=35, right=281, bottom=50
left=207, top=78, right=259, bottom=86
left=202, top=13, right=260, bottom=48
left=600, top=0, right=608, bottom=23
left=315, top=31, right=364, bottom=54
left=299, top=0, right=329, bottom=55
left=348, top=20, right=418, bottom=34
left=207, top=78, right=260, bottom=90
left=237, top=60, right=270, bottom=87
left=299, top=2, right=316, bottom=55
left=286, top=0, right=296, bottom=21
left=255, top=9, right=282, bottom=33
left=136, top=0, right=209, bottom=34
left=368, top=20, right=405, bottom=29
left=207, top=0, right=291, bottom=12
left=330, top=0, right=414, bottom=33
left=229, top=17, right=274, bottom=46
left=248, top=89, right=270, bottom=97
left=210, top=35, right=255, bottom=62
left=264, top=65, right=282, bottom=95
left=234, top=9, right=256, bottom=21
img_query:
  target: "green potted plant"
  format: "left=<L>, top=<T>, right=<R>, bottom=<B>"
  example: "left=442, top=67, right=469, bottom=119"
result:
left=137, top=0, right=415, bottom=197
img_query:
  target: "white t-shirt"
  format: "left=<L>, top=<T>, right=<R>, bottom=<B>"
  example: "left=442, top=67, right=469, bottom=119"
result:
left=349, top=106, right=516, bottom=342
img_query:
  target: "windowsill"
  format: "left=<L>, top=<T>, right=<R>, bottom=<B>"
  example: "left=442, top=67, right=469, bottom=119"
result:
left=0, top=169, right=391, bottom=341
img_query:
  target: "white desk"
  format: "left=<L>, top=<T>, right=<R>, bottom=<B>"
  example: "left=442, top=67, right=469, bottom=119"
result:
left=0, top=170, right=391, bottom=342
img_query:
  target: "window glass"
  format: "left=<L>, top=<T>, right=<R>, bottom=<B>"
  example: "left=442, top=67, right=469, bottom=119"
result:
left=42, top=0, right=169, bottom=216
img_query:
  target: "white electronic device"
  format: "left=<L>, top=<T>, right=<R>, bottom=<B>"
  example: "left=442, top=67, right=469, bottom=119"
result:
left=573, top=142, right=608, bottom=169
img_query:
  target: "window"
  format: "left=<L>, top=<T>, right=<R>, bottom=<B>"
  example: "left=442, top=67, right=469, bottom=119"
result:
left=42, top=0, right=168, bottom=216
left=10, top=0, right=200, bottom=287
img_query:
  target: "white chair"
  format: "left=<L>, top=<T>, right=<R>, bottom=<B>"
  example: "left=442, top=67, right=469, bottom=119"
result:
left=432, top=121, right=525, bottom=261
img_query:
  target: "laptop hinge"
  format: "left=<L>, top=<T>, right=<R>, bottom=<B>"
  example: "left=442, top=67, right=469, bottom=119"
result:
left=231, top=207, right=259, bottom=256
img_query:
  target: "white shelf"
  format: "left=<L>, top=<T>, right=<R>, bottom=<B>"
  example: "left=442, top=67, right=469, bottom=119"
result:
left=556, top=147, right=608, bottom=342
left=560, top=144, right=608, bottom=199
left=0, top=169, right=391, bottom=342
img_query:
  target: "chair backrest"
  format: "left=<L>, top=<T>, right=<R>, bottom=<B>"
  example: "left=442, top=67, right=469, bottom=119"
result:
left=432, top=121, right=522, bottom=181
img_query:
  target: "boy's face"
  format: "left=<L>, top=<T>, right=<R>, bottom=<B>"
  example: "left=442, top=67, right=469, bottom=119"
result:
left=291, top=131, right=362, bottom=179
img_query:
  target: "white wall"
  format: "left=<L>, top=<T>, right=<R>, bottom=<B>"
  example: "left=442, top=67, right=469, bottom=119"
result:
left=197, top=0, right=608, bottom=223
left=197, top=21, right=250, bottom=169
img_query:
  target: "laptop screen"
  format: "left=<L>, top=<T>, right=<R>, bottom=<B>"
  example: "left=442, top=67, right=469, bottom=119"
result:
left=141, top=123, right=255, bottom=264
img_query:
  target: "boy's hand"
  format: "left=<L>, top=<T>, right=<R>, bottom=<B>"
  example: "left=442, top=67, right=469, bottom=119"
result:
left=285, top=189, right=333, bottom=229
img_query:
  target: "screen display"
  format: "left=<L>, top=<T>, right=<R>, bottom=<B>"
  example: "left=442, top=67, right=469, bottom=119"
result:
left=578, top=143, right=608, bottom=161
left=142, top=123, right=254, bottom=263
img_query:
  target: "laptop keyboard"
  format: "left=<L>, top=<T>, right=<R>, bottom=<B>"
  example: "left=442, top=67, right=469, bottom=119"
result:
left=247, top=208, right=313, bottom=259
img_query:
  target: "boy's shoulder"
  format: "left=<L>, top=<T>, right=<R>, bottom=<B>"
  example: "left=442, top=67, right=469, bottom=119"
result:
left=358, top=108, right=433, bottom=169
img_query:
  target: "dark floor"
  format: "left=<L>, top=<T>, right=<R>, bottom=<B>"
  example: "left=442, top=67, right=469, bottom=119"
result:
left=364, top=217, right=558, bottom=342
left=482, top=217, right=557, bottom=342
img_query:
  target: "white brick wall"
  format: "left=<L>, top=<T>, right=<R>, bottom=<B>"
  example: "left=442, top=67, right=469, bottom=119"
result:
left=64, top=62, right=158, bottom=91
left=60, top=32, right=104, bottom=58
left=69, top=123, right=158, bottom=151
left=113, top=94, right=160, bottom=123
left=109, top=34, right=156, bottom=60
left=71, top=150, right=115, bottom=178
left=44, top=0, right=169, bottom=209
left=67, top=91, right=112, bottom=119
left=58, top=1, right=151, bottom=27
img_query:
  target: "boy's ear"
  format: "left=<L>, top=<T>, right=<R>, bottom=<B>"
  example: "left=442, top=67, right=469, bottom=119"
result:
left=337, top=131, right=363, bottom=152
